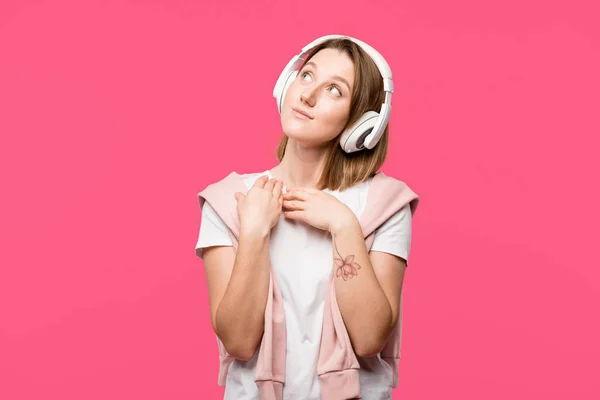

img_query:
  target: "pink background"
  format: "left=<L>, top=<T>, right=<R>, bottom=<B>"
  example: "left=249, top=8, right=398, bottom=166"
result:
left=1, top=0, right=599, bottom=398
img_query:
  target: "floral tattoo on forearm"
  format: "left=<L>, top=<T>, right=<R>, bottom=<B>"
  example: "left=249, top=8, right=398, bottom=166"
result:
left=332, top=233, right=361, bottom=281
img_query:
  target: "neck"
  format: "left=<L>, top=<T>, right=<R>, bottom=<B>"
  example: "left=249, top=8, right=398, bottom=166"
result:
left=270, top=138, right=329, bottom=189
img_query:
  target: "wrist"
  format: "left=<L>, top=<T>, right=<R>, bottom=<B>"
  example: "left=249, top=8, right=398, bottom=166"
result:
left=240, top=223, right=271, bottom=240
left=328, top=210, right=358, bottom=235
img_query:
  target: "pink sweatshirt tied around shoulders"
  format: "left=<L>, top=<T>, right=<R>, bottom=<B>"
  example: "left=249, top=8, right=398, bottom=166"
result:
left=197, top=171, right=420, bottom=399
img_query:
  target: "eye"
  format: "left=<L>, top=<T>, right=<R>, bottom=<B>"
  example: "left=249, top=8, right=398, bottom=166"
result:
left=329, top=85, right=342, bottom=96
left=300, top=71, right=343, bottom=96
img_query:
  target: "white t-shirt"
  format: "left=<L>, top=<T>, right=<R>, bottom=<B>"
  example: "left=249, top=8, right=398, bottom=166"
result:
left=196, top=170, right=412, bottom=400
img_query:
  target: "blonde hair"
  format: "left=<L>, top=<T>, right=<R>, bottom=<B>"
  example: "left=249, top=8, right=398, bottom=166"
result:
left=275, top=37, right=390, bottom=192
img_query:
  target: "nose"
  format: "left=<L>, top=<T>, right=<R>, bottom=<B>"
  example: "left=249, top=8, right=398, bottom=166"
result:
left=300, top=87, right=316, bottom=107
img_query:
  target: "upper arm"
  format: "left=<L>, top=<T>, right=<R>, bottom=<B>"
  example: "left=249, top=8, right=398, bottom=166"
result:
left=368, top=204, right=413, bottom=328
left=195, top=200, right=235, bottom=335
left=369, top=251, right=406, bottom=329
left=202, top=245, right=236, bottom=335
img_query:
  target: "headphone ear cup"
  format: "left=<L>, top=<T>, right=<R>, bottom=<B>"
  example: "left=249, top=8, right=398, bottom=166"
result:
left=339, top=111, right=380, bottom=153
left=276, top=70, right=298, bottom=114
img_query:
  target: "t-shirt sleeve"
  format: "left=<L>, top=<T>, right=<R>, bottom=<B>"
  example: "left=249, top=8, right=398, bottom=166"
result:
left=195, top=200, right=233, bottom=259
left=370, top=204, right=413, bottom=265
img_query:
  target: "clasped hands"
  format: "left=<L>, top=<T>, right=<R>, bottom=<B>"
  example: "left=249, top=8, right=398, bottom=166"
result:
left=234, top=175, right=356, bottom=236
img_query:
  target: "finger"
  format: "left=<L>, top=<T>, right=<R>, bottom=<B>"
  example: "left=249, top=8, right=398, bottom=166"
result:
left=264, top=177, right=277, bottom=192
left=283, top=210, right=304, bottom=220
left=273, top=179, right=283, bottom=198
left=253, top=175, right=270, bottom=189
left=283, top=199, right=305, bottom=210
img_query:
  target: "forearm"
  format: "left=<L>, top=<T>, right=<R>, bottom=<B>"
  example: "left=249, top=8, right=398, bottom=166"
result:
left=216, top=228, right=271, bottom=360
left=330, top=218, right=393, bottom=358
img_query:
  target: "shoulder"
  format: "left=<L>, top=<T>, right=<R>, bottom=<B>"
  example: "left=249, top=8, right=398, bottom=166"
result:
left=371, top=171, right=411, bottom=190
left=370, top=171, right=419, bottom=197
left=218, top=170, right=270, bottom=190
left=364, top=170, right=420, bottom=219
left=347, top=171, right=409, bottom=192
left=199, top=170, right=261, bottom=198
left=341, top=176, right=373, bottom=195
left=239, top=170, right=270, bottom=190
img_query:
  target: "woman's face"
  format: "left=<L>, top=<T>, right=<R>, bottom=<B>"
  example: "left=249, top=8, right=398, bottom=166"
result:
left=281, top=48, right=355, bottom=147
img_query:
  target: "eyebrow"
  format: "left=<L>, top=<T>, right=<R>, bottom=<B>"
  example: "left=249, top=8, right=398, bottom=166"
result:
left=303, top=61, right=352, bottom=92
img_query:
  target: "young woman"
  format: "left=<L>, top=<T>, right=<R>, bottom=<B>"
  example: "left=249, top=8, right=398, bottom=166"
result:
left=195, top=35, right=419, bottom=400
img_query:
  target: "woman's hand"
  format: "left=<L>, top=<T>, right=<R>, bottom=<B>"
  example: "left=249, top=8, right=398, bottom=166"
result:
left=282, top=187, right=356, bottom=233
left=235, top=176, right=283, bottom=237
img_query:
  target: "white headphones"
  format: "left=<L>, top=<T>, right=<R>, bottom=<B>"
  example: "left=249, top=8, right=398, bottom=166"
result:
left=273, top=34, right=394, bottom=153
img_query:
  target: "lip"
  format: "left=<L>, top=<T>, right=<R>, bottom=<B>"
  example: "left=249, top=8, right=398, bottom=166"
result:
left=292, top=107, right=313, bottom=120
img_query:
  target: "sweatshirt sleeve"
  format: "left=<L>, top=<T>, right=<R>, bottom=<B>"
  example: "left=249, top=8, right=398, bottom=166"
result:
left=195, top=200, right=233, bottom=259
left=370, top=204, right=413, bottom=266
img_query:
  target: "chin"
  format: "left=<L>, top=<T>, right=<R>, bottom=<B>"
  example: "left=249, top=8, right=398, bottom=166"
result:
left=282, top=128, right=313, bottom=143
left=281, top=115, right=341, bottom=145
left=281, top=117, right=313, bottom=140
left=283, top=131, right=336, bottom=149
